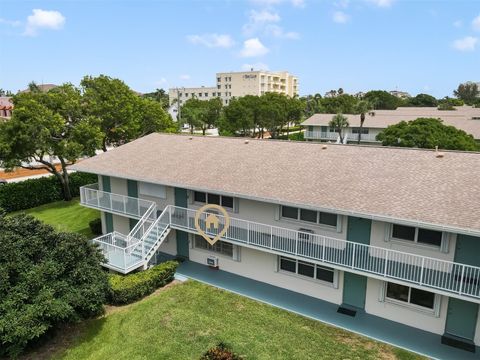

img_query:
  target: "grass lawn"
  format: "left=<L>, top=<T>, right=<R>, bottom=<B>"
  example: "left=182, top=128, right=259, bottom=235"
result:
left=12, top=199, right=100, bottom=238
left=47, top=281, right=422, bottom=360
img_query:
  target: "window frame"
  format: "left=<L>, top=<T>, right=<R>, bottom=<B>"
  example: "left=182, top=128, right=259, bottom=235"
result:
left=383, top=282, right=439, bottom=315
left=278, top=256, right=337, bottom=287
left=280, top=206, right=338, bottom=229
left=193, top=191, right=235, bottom=210
left=193, top=234, right=234, bottom=258
left=390, top=224, right=443, bottom=248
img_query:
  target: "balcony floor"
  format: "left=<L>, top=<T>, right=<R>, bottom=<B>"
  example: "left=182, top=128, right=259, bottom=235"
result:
left=176, top=260, right=480, bottom=360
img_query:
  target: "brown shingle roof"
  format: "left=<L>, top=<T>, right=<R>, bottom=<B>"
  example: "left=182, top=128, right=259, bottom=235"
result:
left=71, top=134, right=480, bottom=235
left=302, top=106, right=480, bottom=139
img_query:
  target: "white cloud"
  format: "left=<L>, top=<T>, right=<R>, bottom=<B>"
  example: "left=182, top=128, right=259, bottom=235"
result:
left=180, top=74, right=191, bottom=80
left=452, top=36, right=478, bottom=51
left=333, top=11, right=350, bottom=24
left=473, top=14, right=480, bottom=31
left=453, top=20, right=463, bottom=28
left=250, top=9, right=280, bottom=23
left=187, top=33, right=235, bottom=48
left=334, top=0, right=350, bottom=9
left=265, top=24, right=300, bottom=39
left=366, top=0, right=394, bottom=8
left=24, top=9, right=65, bottom=36
left=291, top=0, right=306, bottom=8
left=241, top=62, right=270, bottom=71
left=0, top=18, right=22, bottom=27
left=240, top=38, right=269, bottom=57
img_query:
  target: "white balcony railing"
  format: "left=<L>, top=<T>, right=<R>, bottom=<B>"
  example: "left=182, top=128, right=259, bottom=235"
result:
left=304, top=130, right=379, bottom=142
left=80, top=185, right=480, bottom=300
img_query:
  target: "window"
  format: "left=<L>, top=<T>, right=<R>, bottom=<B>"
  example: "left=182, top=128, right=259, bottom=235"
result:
left=138, top=182, right=166, bottom=199
left=217, top=77, right=221, bottom=82
left=193, top=191, right=234, bottom=209
left=179, top=92, right=182, bottom=97
left=279, top=256, right=335, bottom=284
left=199, top=93, right=202, bottom=97
left=391, top=224, right=442, bottom=247
left=217, top=85, right=221, bottom=89
left=281, top=206, right=338, bottom=228
left=194, top=191, right=206, bottom=203
left=205, top=93, right=208, bottom=97
left=385, top=282, right=435, bottom=310
left=194, top=235, right=233, bottom=257
left=352, top=128, right=369, bottom=134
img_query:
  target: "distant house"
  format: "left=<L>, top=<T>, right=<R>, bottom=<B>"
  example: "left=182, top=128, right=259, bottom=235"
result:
left=20, top=83, right=57, bottom=93
left=0, top=97, right=13, bottom=120
left=389, top=90, right=411, bottom=99
left=302, top=106, right=480, bottom=143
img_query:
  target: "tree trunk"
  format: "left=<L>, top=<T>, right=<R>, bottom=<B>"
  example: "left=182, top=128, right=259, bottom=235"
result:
left=202, top=127, right=206, bottom=136
left=286, top=122, right=290, bottom=138
left=102, top=136, right=108, bottom=152
left=358, top=114, right=365, bottom=145
left=58, top=158, right=73, bottom=201
left=190, top=124, right=194, bottom=134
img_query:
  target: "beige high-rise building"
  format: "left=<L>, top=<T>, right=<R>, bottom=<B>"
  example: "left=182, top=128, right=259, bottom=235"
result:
left=169, top=70, right=298, bottom=107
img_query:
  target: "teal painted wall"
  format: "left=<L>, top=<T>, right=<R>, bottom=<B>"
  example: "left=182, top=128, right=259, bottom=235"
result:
left=342, top=216, right=372, bottom=309
left=101, top=176, right=113, bottom=233
left=454, top=234, right=480, bottom=267
left=443, top=235, right=480, bottom=340
left=101, top=175, right=111, bottom=192
left=127, top=180, right=138, bottom=231
left=174, top=188, right=189, bottom=258
left=445, top=298, right=478, bottom=340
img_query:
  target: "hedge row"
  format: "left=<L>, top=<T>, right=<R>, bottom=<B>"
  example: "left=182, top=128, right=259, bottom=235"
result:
left=108, top=261, right=179, bottom=305
left=0, top=172, right=97, bottom=212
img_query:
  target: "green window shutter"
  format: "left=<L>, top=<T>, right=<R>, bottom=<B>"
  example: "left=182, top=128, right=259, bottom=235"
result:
left=102, top=176, right=111, bottom=192
left=127, top=180, right=138, bottom=198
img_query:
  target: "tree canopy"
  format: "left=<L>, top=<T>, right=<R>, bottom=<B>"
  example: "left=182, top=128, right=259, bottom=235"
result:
left=363, top=90, right=401, bottom=110
left=328, top=113, right=349, bottom=143
left=376, top=117, right=479, bottom=151
left=403, top=93, right=438, bottom=107
left=0, top=84, right=102, bottom=200
left=0, top=211, right=109, bottom=357
left=142, top=88, right=170, bottom=110
left=454, top=82, right=479, bottom=105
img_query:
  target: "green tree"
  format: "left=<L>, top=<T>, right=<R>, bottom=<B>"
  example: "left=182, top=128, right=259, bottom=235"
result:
left=0, top=211, right=109, bottom=357
left=285, top=96, right=305, bottom=137
left=353, top=100, right=372, bottom=144
left=136, top=97, right=177, bottom=136
left=454, top=82, right=479, bottom=105
left=143, top=88, right=170, bottom=110
left=320, top=94, right=357, bottom=114
left=364, top=90, right=400, bottom=110
left=180, top=98, right=206, bottom=134
left=376, top=118, right=479, bottom=151
left=404, top=93, right=438, bottom=107
left=0, top=84, right=102, bottom=200
left=437, top=96, right=463, bottom=110
left=329, top=113, right=349, bottom=143
left=219, top=97, right=253, bottom=136
left=81, top=75, right=141, bottom=151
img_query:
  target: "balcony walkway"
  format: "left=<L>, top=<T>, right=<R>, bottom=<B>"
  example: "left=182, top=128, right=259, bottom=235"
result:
left=176, top=260, right=480, bottom=360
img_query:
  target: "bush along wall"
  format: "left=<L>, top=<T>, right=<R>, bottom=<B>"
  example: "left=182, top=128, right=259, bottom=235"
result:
left=108, top=261, right=179, bottom=305
left=0, top=172, right=97, bottom=212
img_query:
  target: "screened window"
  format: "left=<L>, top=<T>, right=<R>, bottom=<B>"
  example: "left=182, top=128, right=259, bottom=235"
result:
left=194, top=235, right=233, bottom=257
left=391, top=225, right=442, bottom=247
left=386, top=282, right=435, bottom=310
left=279, top=256, right=335, bottom=284
left=281, top=206, right=337, bottom=228
left=193, top=191, right=234, bottom=209
left=138, top=182, right=166, bottom=199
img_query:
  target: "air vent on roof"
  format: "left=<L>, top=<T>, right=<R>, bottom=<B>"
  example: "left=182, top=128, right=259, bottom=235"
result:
left=245, top=140, right=249, bottom=144
left=322, top=144, right=327, bottom=150
left=189, top=136, right=193, bottom=140
left=435, top=146, right=444, bottom=158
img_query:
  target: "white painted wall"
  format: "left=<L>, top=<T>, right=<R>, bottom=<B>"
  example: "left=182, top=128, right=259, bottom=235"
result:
left=157, top=231, right=177, bottom=256
left=112, top=214, right=129, bottom=235
left=369, top=221, right=456, bottom=262
left=365, top=277, right=448, bottom=335
left=188, top=243, right=344, bottom=305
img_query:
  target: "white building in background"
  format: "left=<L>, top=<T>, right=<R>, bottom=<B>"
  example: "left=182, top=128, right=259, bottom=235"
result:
left=169, top=69, right=298, bottom=109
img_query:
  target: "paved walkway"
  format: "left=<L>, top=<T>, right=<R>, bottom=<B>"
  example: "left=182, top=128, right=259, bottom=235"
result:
left=176, top=260, right=480, bottom=360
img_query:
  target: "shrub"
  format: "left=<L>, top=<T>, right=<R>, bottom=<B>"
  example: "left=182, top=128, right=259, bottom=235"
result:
left=108, top=261, right=178, bottom=305
left=0, top=210, right=109, bottom=358
left=201, top=342, right=243, bottom=360
left=0, top=172, right=97, bottom=212
left=89, top=218, right=102, bottom=235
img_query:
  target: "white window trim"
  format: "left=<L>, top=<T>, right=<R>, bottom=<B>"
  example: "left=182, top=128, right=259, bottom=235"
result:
left=276, top=256, right=339, bottom=288
left=190, top=234, right=240, bottom=261
left=389, top=224, right=447, bottom=252
left=138, top=182, right=167, bottom=199
left=380, top=282, right=441, bottom=317
left=279, top=205, right=339, bottom=232
left=192, top=191, right=235, bottom=211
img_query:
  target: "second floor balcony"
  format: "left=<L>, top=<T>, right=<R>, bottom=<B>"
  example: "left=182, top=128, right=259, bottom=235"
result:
left=80, top=184, right=480, bottom=303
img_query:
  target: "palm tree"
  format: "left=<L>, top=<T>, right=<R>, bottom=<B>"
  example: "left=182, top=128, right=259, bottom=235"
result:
left=329, top=113, right=349, bottom=143
left=354, top=100, right=372, bottom=144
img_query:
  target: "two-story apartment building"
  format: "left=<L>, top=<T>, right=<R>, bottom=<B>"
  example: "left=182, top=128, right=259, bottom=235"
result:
left=72, top=134, right=480, bottom=354
left=303, top=106, right=480, bottom=143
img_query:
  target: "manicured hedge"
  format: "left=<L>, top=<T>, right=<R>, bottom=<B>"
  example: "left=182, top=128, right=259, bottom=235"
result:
left=108, top=261, right=178, bottom=305
left=0, top=172, right=97, bottom=212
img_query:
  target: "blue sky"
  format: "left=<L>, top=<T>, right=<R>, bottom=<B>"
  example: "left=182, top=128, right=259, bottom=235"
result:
left=0, top=0, right=479, bottom=97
